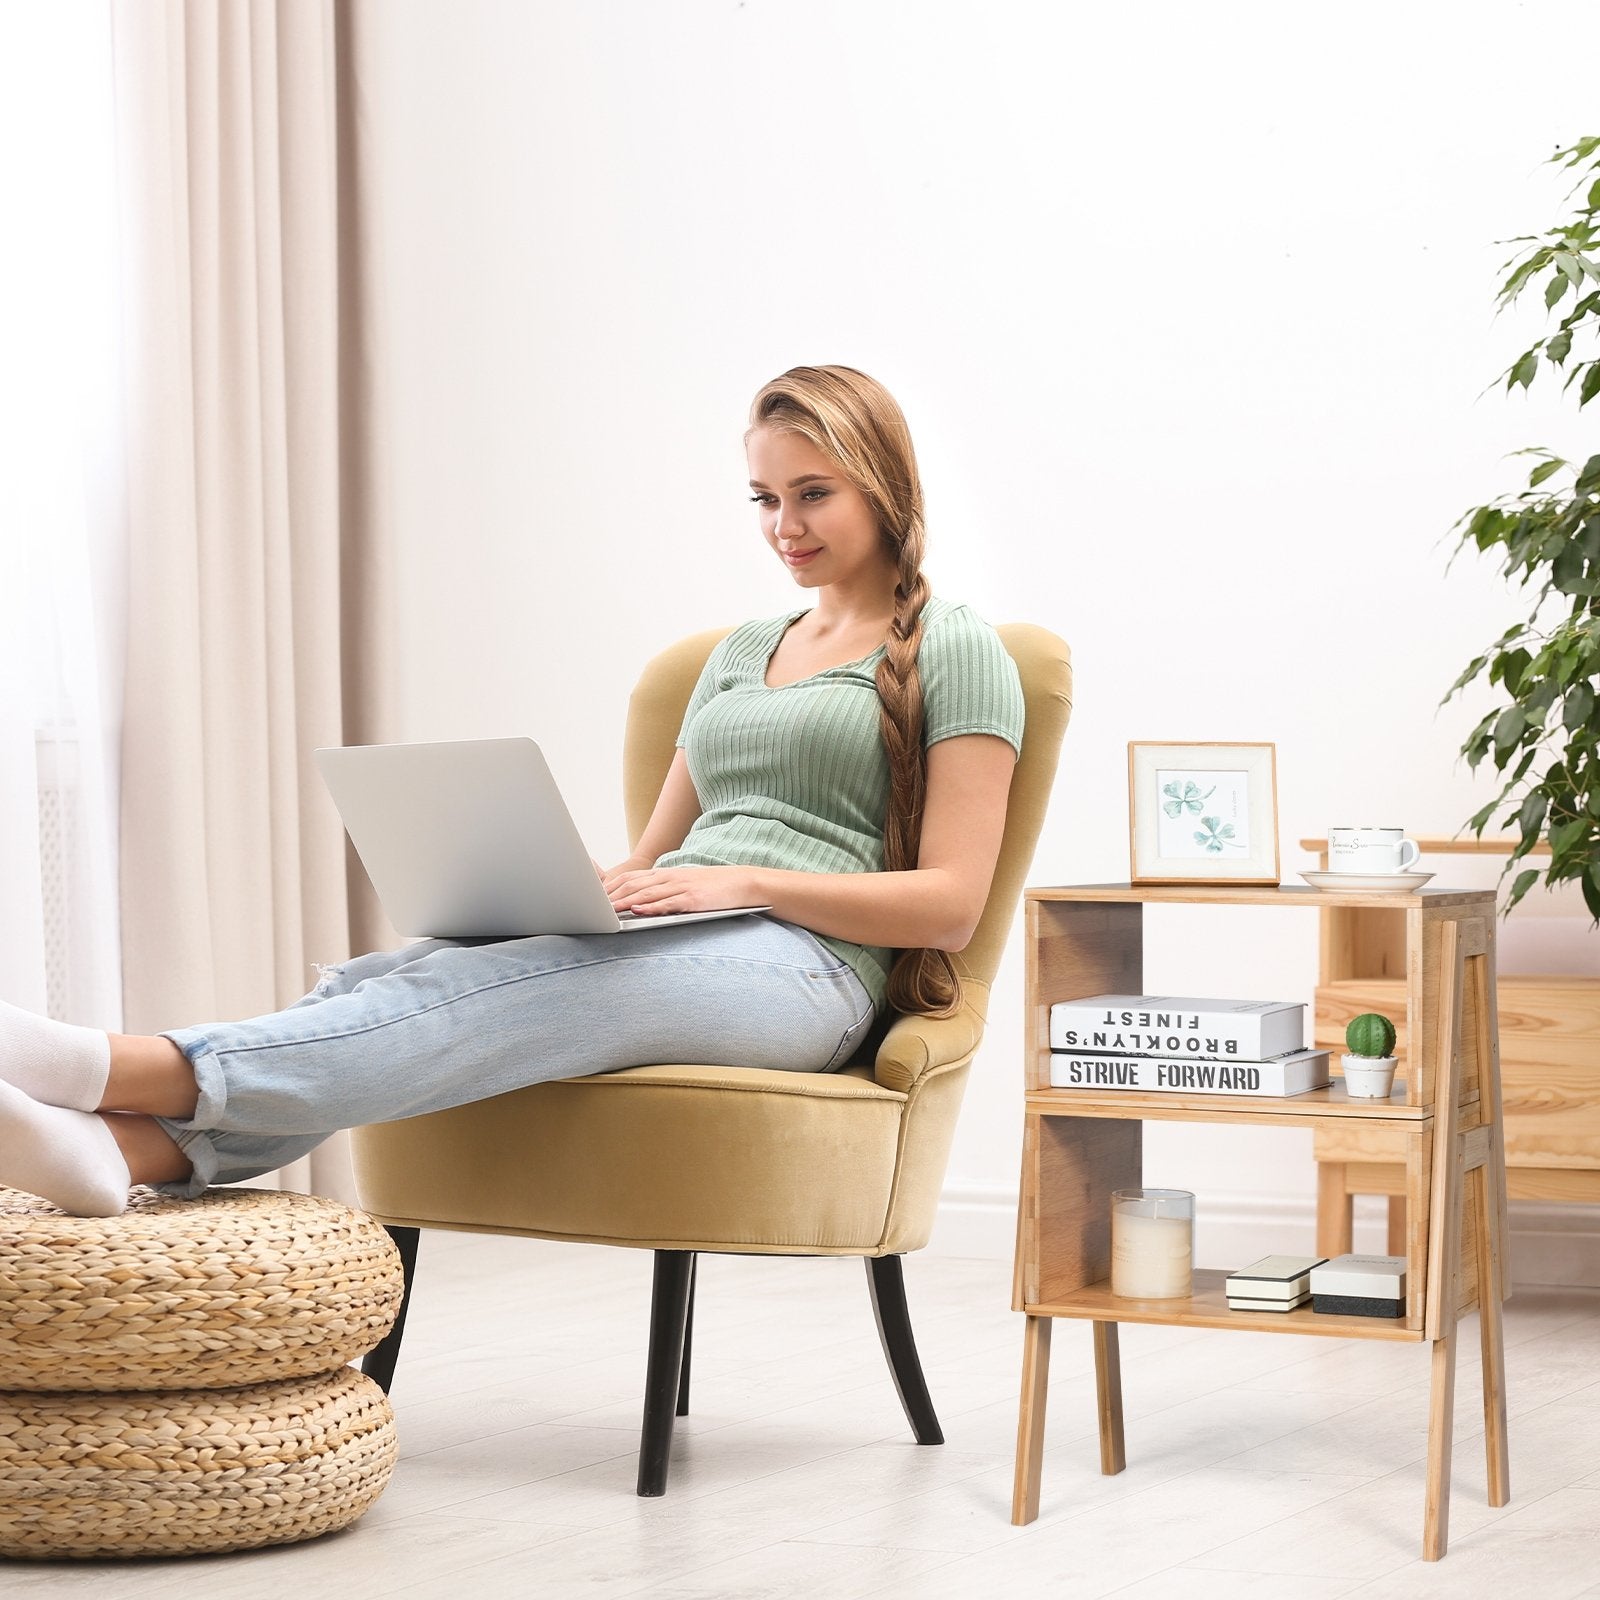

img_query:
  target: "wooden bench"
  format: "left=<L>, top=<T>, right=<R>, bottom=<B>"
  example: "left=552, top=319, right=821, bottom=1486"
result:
left=1302, top=836, right=1600, bottom=1257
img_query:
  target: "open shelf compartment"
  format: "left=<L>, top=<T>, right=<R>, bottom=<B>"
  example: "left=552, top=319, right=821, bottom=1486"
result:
left=1025, top=1269, right=1425, bottom=1341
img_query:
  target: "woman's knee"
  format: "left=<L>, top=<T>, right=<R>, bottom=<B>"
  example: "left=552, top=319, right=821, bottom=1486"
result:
left=304, top=940, right=451, bottom=1002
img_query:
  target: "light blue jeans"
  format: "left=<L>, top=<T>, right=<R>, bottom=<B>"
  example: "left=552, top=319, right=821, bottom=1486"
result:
left=154, top=914, right=876, bottom=1198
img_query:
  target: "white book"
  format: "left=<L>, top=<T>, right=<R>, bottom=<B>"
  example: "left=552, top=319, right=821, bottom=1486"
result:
left=1227, top=1292, right=1311, bottom=1314
left=1225, top=1255, right=1327, bottom=1298
left=1049, top=994, right=1305, bottom=1061
left=1310, top=1254, right=1407, bottom=1298
left=1048, top=1048, right=1330, bottom=1097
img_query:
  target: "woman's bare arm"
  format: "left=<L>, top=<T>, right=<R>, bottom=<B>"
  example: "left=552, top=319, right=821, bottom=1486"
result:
left=606, top=734, right=1016, bottom=951
left=602, top=748, right=702, bottom=876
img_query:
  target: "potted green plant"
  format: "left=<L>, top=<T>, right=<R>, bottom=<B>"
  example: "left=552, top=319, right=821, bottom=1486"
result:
left=1441, top=137, right=1600, bottom=921
left=1342, top=1012, right=1399, bottom=1099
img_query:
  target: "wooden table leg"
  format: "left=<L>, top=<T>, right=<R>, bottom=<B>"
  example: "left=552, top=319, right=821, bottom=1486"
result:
left=1466, top=937, right=1512, bottom=1510
left=1425, top=1327, right=1458, bottom=1560
left=1422, top=918, right=1466, bottom=1562
left=1093, top=1320, right=1125, bottom=1476
left=1473, top=1160, right=1511, bottom=1507
left=1012, top=1314, right=1052, bottom=1525
left=1317, top=1161, right=1354, bottom=1258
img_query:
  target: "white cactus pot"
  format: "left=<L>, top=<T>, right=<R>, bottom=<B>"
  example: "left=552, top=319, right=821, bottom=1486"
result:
left=1341, top=1054, right=1398, bottom=1098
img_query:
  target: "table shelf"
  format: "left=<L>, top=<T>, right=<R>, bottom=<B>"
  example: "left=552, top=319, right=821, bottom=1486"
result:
left=1010, top=882, right=1510, bottom=1561
left=1024, top=1269, right=1425, bottom=1341
left=1026, top=1082, right=1434, bottom=1124
left=1027, top=881, right=1496, bottom=909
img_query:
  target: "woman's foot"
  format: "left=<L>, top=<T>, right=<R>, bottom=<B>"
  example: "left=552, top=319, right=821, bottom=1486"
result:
left=0, top=1079, right=131, bottom=1216
left=0, top=999, right=111, bottom=1111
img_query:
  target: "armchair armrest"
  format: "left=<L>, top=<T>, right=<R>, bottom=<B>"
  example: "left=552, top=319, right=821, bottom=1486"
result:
left=873, top=1001, right=987, bottom=1094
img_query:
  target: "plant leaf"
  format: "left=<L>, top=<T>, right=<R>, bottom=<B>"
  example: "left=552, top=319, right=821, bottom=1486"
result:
left=1553, top=542, right=1587, bottom=590
left=1508, top=867, right=1541, bottom=911
left=1583, top=871, right=1600, bottom=923
left=1443, top=653, right=1489, bottom=698
left=1529, top=456, right=1566, bottom=486
left=1498, top=646, right=1533, bottom=693
left=1493, top=706, right=1527, bottom=755
left=1519, top=789, right=1548, bottom=837
left=1565, top=681, right=1596, bottom=730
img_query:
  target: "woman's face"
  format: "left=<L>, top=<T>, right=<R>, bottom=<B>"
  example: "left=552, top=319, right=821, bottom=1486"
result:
left=746, top=426, right=895, bottom=593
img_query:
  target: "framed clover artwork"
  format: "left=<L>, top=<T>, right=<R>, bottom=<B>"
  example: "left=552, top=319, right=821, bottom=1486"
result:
left=1127, top=741, right=1280, bottom=886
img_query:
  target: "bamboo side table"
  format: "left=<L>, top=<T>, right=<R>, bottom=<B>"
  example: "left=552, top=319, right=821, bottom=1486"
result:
left=1010, top=884, right=1511, bottom=1562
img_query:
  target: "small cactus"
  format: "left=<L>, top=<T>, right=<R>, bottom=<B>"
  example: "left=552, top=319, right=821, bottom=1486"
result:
left=1345, top=1012, right=1397, bottom=1059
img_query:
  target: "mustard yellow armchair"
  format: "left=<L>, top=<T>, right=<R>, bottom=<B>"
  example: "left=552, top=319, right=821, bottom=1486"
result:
left=351, top=623, right=1072, bottom=1494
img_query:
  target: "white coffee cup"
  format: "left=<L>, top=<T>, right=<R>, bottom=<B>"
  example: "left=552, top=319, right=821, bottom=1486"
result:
left=1328, top=827, right=1421, bottom=875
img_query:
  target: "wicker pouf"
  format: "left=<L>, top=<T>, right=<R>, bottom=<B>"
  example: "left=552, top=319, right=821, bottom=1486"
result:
left=0, top=1187, right=404, bottom=1391
left=0, top=1368, right=397, bottom=1558
left=0, top=1186, right=405, bottom=1560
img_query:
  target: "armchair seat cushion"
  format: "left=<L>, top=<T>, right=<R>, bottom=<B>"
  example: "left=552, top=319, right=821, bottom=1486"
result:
left=355, top=1063, right=931, bottom=1254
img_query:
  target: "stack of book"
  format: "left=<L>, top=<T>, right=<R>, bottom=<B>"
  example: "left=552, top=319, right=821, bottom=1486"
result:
left=1310, top=1254, right=1407, bottom=1317
left=1224, top=1255, right=1326, bottom=1313
left=1048, top=994, right=1331, bottom=1097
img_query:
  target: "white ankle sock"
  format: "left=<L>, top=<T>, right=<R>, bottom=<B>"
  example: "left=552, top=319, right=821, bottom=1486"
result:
left=0, top=1080, right=130, bottom=1217
left=0, top=999, right=112, bottom=1111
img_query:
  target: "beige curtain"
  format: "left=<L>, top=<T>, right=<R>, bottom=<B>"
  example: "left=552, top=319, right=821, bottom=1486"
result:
left=113, top=0, right=398, bottom=1203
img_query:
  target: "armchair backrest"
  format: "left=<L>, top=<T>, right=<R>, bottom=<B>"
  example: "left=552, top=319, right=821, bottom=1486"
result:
left=623, top=621, right=1073, bottom=1025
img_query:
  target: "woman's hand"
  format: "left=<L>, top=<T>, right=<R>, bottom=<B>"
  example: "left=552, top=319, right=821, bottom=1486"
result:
left=603, top=864, right=761, bottom=917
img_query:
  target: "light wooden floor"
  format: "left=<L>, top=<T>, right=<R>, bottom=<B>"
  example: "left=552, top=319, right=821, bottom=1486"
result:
left=6, top=1231, right=1599, bottom=1598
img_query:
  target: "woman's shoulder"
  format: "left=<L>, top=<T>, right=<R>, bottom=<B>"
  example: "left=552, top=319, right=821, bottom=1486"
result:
left=917, top=595, right=1025, bottom=749
left=920, top=595, right=1005, bottom=644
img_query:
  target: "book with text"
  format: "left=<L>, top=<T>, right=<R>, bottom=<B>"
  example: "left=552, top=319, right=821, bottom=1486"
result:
left=1049, top=994, right=1305, bottom=1061
left=1048, top=1047, right=1331, bottom=1097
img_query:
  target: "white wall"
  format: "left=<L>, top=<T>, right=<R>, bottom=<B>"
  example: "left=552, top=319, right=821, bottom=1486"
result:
left=360, top=0, right=1600, bottom=1272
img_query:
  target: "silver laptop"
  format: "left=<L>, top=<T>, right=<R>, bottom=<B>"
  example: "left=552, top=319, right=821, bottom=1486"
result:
left=314, top=737, right=769, bottom=938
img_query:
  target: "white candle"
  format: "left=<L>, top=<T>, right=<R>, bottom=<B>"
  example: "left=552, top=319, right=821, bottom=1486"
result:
left=1111, top=1204, right=1194, bottom=1299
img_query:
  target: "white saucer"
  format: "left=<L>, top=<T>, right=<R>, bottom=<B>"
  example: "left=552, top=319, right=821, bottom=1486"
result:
left=1301, top=869, right=1434, bottom=894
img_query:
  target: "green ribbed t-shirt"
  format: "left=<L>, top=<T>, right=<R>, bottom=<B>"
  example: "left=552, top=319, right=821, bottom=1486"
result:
left=655, top=596, right=1025, bottom=1010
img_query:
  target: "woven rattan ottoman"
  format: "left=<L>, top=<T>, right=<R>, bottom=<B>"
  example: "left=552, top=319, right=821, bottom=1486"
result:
left=0, top=1186, right=405, bottom=1559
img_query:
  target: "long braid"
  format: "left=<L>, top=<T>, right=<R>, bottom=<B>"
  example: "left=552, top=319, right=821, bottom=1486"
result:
left=876, top=549, right=961, bottom=1018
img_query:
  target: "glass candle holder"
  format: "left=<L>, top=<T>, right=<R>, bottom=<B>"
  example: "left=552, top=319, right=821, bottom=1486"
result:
left=1110, top=1188, right=1194, bottom=1299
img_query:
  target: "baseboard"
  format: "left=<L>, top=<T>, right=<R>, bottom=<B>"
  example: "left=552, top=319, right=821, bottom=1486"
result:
left=924, top=1181, right=1022, bottom=1264
left=1505, top=1203, right=1600, bottom=1289
left=927, top=1183, right=1600, bottom=1288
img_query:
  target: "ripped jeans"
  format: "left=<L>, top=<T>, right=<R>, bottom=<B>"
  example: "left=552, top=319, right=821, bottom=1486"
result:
left=153, top=914, right=877, bottom=1197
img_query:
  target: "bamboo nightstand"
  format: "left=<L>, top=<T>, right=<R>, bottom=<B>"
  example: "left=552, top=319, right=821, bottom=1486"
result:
left=1010, top=884, right=1510, bottom=1562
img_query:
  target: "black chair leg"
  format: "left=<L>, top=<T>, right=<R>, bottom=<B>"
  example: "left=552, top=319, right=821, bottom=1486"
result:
left=361, top=1225, right=421, bottom=1395
left=865, top=1254, right=944, bottom=1445
left=638, top=1249, right=695, bottom=1496
left=676, top=1253, right=697, bottom=1418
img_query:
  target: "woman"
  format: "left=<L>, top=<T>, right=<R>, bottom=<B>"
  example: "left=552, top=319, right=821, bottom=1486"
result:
left=0, top=365, right=1024, bottom=1217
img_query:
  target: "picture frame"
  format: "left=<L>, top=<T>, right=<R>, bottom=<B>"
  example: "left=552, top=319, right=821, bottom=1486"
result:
left=1127, top=741, right=1281, bottom=886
